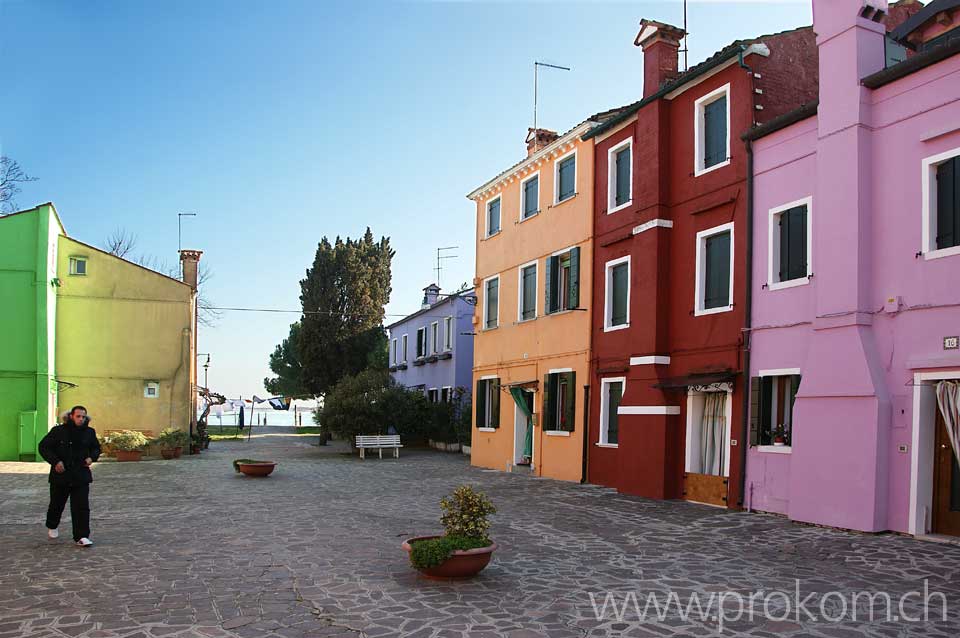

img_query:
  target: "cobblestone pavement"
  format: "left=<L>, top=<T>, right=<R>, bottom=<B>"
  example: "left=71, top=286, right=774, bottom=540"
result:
left=2, top=428, right=960, bottom=638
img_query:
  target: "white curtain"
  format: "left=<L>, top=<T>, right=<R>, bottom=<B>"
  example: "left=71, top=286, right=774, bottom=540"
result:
left=699, top=392, right=727, bottom=476
left=936, top=380, right=960, bottom=466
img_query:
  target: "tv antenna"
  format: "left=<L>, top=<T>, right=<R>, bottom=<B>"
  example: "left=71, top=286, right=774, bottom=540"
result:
left=533, top=61, right=571, bottom=152
left=682, top=0, right=689, bottom=71
left=435, top=246, right=458, bottom=287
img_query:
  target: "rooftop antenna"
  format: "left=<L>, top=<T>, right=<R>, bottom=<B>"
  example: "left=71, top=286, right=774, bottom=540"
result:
left=435, top=246, right=458, bottom=287
left=533, top=61, right=571, bottom=152
left=682, top=0, right=689, bottom=72
left=178, top=212, right=197, bottom=252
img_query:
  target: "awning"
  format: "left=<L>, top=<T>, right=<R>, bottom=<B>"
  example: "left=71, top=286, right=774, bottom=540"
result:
left=502, top=380, right=539, bottom=390
left=653, top=371, right=737, bottom=390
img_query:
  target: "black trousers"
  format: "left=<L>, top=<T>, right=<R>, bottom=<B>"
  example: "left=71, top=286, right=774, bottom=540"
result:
left=46, top=482, right=90, bottom=541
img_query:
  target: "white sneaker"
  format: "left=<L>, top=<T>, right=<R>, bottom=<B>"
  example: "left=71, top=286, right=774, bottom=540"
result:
left=75, top=538, right=93, bottom=547
left=47, top=528, right=59, bottom=539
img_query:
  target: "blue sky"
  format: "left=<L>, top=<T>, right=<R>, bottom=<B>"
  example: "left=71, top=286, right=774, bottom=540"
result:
left=1, top=0, right=809, bottom=399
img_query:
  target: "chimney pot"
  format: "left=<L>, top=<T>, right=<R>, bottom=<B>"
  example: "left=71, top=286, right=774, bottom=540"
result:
left=422, top=283, right=441, bottom=308
left=636, top=19, right=686, bottom=98
left=179, top=249, right=203, bottom=290
left=526, top=128, right=559, bottom=156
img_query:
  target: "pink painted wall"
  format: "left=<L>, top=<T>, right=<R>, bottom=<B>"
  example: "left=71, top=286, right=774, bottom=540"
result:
left=748, top=1, right=960, bottom=534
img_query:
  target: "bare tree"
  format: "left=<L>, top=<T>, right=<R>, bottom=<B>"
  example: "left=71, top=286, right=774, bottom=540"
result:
left=0, top=157, right=38, bottom=213
left=105, top=228, right=138, bottom=259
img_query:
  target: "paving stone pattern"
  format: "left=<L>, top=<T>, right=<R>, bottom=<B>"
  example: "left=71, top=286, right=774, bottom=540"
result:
left=2, top=428, right=960, bottom=637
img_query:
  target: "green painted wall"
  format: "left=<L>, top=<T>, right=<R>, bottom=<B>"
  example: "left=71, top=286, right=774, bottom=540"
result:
left=0, top=204, right=60, bottom=461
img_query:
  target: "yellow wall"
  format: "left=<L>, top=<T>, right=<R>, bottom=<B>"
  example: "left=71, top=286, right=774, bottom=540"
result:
left=470, top=133, right=594, bottom=482
left=55, top=237, right=195, bottom=438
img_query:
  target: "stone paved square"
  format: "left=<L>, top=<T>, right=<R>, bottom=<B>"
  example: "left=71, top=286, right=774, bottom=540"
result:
left=2, top=429, right=960, bottom=637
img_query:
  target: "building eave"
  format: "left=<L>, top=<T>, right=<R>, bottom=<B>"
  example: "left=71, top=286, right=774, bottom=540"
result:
left=862, top=35, right=960, bottom=88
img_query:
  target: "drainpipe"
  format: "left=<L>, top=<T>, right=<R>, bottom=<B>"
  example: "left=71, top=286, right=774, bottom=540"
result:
left=581, top=384, right=590, bottom=483
left=738, top=138, right=754, bottom=508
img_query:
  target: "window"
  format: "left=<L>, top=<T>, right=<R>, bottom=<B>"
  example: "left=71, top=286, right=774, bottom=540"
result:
left=694, top=84, right=730, bottom=176
left=543, top=371, right=576, bottom=432
left=391, top=338, right=398, bottom=365
left=695, top=223, right=734, bottom=315
left=608, top=139, right=632, bottom=213
left=401, top=334, right=408, bottom=362
left=923, top=149, right=960, bottom=259
left=144, top=382, right=160, bottom=399
left=768, top=198, right=811, bottom=289
left=545, top=246, right=580, bottom=314
left=430, top=321, right=439, bottom=354
left=416, top=327, right=427, bottom=358
left=521, top=173, right=539, bottom=220
left=444, top=316, right=453, bottom=350
left=751, top=372, right=801, bottom=449
left=68, top=256, right=87, bottom=276
left=441, top=387, right=452, bottom=403
left=486, top=196, right=501, bottom=237
left=885, top=34, right=907, bottom=67
left=599, top=378, right=624, bottom=446
left=604, top=256, right=630, bottom=331
left=484, top=276, right=499, bottom=329
left=555, top=151, right=576, bottom=203
left=476, top=377, right=500, bottom=429
left=518, top=261, right=537, bottom=321
left=428, top=388, right=439, bottom=403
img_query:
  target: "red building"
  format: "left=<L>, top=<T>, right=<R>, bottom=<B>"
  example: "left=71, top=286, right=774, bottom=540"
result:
left=583, top=21, right=819, bottom=508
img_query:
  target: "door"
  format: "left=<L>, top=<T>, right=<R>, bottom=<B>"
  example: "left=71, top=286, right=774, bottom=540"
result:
left=684, top=391, right=729, bottom=507
left=933, top=408, right=960, bottom=536
left=513, top=390, right=534, bottom=466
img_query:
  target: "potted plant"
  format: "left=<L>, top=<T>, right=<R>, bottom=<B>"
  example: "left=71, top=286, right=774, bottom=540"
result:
left=107, top=430, right=150, bottom=462
left=190, top=433, right=202, bottom=455
left=402, top=485, right=497, bottom=579
left=157, top=428, right=186, bottom=460
left=773, top=424, right=787, bottom=447
left=233, top=458, right=277, bottom=477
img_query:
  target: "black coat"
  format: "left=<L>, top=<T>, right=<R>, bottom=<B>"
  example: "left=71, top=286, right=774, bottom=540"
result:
left=38, top=419, right=102, bottom=485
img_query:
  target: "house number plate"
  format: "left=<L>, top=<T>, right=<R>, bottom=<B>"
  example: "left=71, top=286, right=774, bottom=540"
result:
left=945, top=336, right=959, bottom=350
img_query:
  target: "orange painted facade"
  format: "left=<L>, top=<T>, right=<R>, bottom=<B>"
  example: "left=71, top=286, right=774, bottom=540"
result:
left=468, top=126, right=595, bottom=482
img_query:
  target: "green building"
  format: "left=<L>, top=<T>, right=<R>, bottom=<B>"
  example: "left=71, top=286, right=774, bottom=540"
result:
left=0, top=204, right=62, bottom=461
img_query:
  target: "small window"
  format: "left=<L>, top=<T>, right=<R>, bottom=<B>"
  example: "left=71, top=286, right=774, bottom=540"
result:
left=604, top=257, right=630, bottom=330
left=599, top=378, right=624, bottom=446
left=401, top=334, right=408, bottom=362
left=428, top=388, right=439, bottom=403
left=476, top=378, right=500, bottom=429
left=484, top=276, right=499, bottom=329
left=936, top=156, right=959, bottom=251
left=519, top=262, right=537, bottom=321
left=556, top=152, right=576, bottom=203
left=695, top=84, right=730, bottom=175
left=884, top=34, right=907, bottom=67
left=444, top=316, right=453, bottom=350
left=695, top=223, right=734, bottom=315
left=391, top=338, right=398, bottom=365
left=144, top=382, right=160, bottom=399
left=441, top=387, right=452, bottom=403
left=545, top=247, right=580, bottom=314
left=608, top=139, right=632, bottom=212
left=768, top=198, right=811, bottom=289
left=416, top=327, right=427, bottom=358
left=543, top=371, right=576, bottom=432
left=753, top=374, right=801, bottom=448
left=69, top=257, right=87, bottom=276
left=430, top=322, right=439, bottom=354
left=486, top=196, right=501, bottom=237
left=521, top=173, right=539, bottom=220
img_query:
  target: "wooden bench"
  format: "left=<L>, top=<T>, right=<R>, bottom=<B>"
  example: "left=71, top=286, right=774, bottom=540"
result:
left=355, top=434, right=403, bottom=459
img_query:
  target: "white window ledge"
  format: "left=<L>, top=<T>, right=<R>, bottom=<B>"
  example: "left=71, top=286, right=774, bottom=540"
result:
left=595, top=442, right=619, bottom=448
left=607, top=200, right=632, bottom=215
left=923, top=246, right=960, bottom=261
left=603, top=323, right=630, bottom=333
left=694, top=158, right=730, bottom=178
left=519, top=211, right=541, bottom=223
left=768, top=277, right=809, bottom=291
left=477, top=427, right=497, bottom=433
left=695, top=304, right=734, bottom=317
left=757, top=445, right=792, bottom=454
left=545, top=430, right=571, bottom=437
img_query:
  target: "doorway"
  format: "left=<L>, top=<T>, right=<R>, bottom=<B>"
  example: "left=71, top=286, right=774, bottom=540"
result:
left=684, top=388, right=731, bottom=506
left=513, top=390, right=534, bottom=467
left=933, top=407, right=960, bottom=536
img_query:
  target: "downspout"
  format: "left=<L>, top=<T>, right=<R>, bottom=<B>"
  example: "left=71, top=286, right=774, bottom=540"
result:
left=739, top=138, right=754, bottom=509
left=581, top=384, right=590, bottom=483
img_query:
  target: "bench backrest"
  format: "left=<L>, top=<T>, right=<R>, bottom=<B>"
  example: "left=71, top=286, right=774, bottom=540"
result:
left=355, top=434, right=401, bottom=446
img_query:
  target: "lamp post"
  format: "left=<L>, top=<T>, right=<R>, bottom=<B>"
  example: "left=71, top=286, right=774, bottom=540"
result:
left=197, top=353, right=211, bottom=390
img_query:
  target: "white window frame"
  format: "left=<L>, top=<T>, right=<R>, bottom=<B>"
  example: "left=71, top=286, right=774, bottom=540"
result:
left=485, top=194, right=502, bottom=238
left=519, top=171, right=540, bottom=222
left=391, top=338, right=398, bottom=365
left=553, top=148, right=578, bottom=205
left=68, top=256, right=88, bottom=276
left=482, top=274, right=500, bottom=330
left=607, top=138, right=633, bottom=214
left=428, top=388, right=439, bottom=403
left=693, top=83, right=731, bottom=177
left=755, top=368, right=802, bottom=454
left=517, top=259, right=538, bottom=322
left=694, top=222, right=735, bottom=316
left=767, top=197, right=813, bottom=290
left=598, top=377, right=625, bottom=447
left=401, top=334, right=408, bottom=363
left=416, top=327, right=427, bottom=359
left=430, top=321, right=439, bottom=354
left=544, top=369, right=574, bottom=435
left=921, top=145, right=960, bottom=260
left=441, top=386, right=452, bottom=402
left=603, top=255, right=631, bottom=332
left=443, top=316, right=453, bottom=351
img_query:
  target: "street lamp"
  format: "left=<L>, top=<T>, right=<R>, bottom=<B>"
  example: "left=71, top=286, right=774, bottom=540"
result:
left=197, top=352, right=211, bottom=389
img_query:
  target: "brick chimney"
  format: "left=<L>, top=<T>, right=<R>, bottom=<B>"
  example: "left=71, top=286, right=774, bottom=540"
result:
left=526, top=128, right=559, bottom=156
left=422, top=283, right=440, bottom=309
left=179, top=249, right=203, bottom=290
left=635, top=19, right=686, bottom=98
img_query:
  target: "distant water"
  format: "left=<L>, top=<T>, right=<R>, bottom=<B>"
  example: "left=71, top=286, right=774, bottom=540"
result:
left=200, top=406, right=318, bottom=428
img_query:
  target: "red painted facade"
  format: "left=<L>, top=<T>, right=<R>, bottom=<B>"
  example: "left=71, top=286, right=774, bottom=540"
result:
left=585, top=25, right=818, bottom=508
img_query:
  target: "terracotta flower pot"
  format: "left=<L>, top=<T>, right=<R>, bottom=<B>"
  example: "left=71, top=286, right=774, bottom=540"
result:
left=237, top=461, right=276, bottom=477
left=173, top=447, right=183, bottom=458
left=160, top=448, right=175, bottom=460
left=401, top=535, right=497, bottom=579
left=115, top=450, right=143, bottom=462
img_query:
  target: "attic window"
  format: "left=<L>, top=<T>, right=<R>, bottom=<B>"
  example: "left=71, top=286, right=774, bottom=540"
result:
left=144, top=382, right=160, bottom=399
left=69, top=257, right=87, bottom=276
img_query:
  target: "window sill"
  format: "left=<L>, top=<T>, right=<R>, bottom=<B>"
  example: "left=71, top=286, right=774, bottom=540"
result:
left=550, top=193, right=579, bottom=209
left=482, top=325, right=499, bottom=332
left=694, top=158, right=730, bottom=177
left=518, top=211, right=541, bottom=224
left=757, top=445, right=792, bottom=454
left=482, top=230, right=502, bottom=241
left=545, top=308, right=580, bottom=318
left=603, top=322, right=629, bottom=333
left=768, top=277, right=809, bottom=291
left=694, top=304, right=734, bottom=317
left=596, top=442, right=619, bottom=448
left=545, top=430, right=571, bottom=437
left=477, top=427, right=497, bottom=433
left=923, top=245, right=960, bottom=261
left=516, top=316, right=538, bottom=324
left=607, top=200, right=632, bottom=215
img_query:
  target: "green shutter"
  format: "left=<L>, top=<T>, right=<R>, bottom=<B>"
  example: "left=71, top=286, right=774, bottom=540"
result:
left=543, top=374, right=554, bottom=430
left=749, top=377, right=760, bottom=447
left=704, top=232, right=731, bottom=309
left=611, top=262, right=628, bottom=326
left=563, top=372, right=576, bottom=432
left=488, top=199, right=501, bottom=234
left=559, top=156, right=576, bottom=201
left=704, top=97, right=727, bottom=169
left=545, top=256, right=557, bottom=314
left=476, top=379, right=487, bottom=428
left=608, top=381, right=622, bottom=444
left=485, top=278, right=498, bottom=328
left=522, top=265, right=536, bottom=320
left=781, top=206, right=807, bottom=281
left=490, top=380, right=500, bottom=429
left=759, top=377, right=773, bottom=445
left=568, top=247, right=580, bottom=310
left=615, top=147, right=631, bottom=206
left=937, top=158, right=959, bottom=250
left=524, top=176, right=539, bottom=217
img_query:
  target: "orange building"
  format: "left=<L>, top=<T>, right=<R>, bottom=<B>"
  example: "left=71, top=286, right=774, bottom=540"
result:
left=466, top=116, right=621, bottom=481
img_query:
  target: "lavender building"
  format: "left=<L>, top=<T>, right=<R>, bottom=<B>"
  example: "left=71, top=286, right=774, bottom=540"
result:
left=386, top=284, right=475, bottom=402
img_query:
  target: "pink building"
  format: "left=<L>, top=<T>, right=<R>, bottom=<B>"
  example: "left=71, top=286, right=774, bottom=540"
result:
left=743, top=0, right=960, bottom=538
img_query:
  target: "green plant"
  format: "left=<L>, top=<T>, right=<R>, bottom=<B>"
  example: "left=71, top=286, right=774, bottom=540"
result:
left=440, top=485, right=496, bottom=540
left=409, top=535, right=491, bottom=569
left=106, top=430, right=150, bottom=452
left=233, top=458, right=272, bottom=472
left=157, top=427, right=187, bottom=448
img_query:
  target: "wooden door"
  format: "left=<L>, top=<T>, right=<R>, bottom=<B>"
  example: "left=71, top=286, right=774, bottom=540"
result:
left=933, top=409, right=960, bottom=537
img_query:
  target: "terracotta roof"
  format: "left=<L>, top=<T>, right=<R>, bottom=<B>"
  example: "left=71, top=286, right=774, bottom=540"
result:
left=890, top=0, right=960, bottom=44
